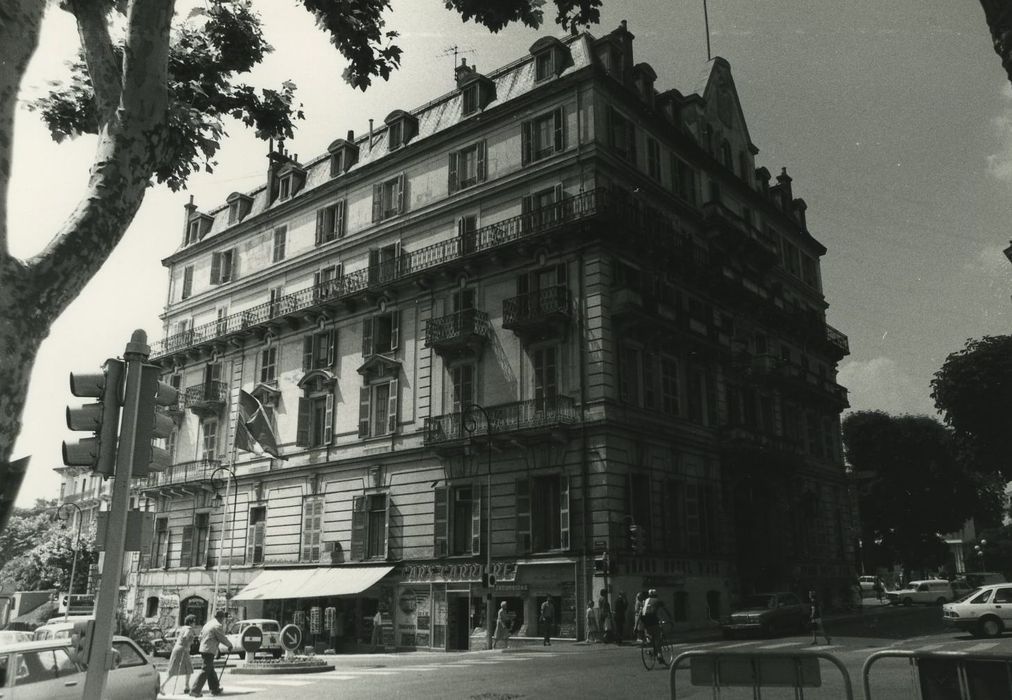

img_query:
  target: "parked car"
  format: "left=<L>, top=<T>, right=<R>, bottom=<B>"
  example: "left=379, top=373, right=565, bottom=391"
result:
left=224, top=618, right=283, bottom=659
left=858, top=576, right=878, bottom=595
left=31, top=616, right=94, bottom=641
left=0, top=636, right=158, bottom=699
left=943, top=583, right=1012, bottom=638
left=887, top=579, right=954, bottom=606
left=722, top=592, right=810, bottom=638
left=0, top=631, right=32, bottom=646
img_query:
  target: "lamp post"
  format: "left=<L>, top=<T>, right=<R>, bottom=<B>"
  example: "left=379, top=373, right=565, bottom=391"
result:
left=55, top=502, right=84, bottom=622
left=210, top=465, right=237, bottom=617
left=462, top=403, right=493, bottom=651
left=975, top=539, right=988, bottom=572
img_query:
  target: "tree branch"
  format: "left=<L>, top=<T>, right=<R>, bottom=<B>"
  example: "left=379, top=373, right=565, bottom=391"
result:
left=23, top=0, right=175, bottom=326
left=69, top=0, right=122, bottom=126
left=0, top=0, right=46, bottom=257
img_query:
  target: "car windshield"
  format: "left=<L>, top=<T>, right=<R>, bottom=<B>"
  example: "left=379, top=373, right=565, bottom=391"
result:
left=739, top=595, right=776, bottom=609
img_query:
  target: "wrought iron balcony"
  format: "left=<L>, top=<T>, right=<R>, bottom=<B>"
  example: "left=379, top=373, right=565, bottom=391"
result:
left=424, top=309, right=491, bottom=358
left=142, top=458, right=221, bottom=492
left=423, top=396, right=579, bottom=445
left=824, top=323, right=850, bottom=358
left=502, top=285, right=571, bottom=339
left=182, top=381, right=228, bottom=415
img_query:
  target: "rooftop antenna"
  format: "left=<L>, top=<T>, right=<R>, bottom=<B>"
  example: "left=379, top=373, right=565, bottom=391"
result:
left=703, top=0, right=712, bottom=61
left=437, top=45, right=475, bottom=68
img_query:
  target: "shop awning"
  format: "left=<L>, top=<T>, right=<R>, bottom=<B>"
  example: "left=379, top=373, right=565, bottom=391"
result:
left=232, top=565, right=394, bottom=602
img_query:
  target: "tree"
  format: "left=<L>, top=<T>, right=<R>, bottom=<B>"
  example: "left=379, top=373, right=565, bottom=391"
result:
left=979, top=0, right=1012, bottom=85
left=842, top=411, right=1004, bottom=575
left=0, top=498, right=57, bottom=574
left=0, top=0, right=602, bottom=501
left=0, top=502, right=98, bottom=593
left=931, top=335, right=1012, bottom=482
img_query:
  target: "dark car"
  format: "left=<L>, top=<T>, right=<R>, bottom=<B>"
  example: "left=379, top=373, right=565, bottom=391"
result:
left=722, top=592, right=810, bottom=638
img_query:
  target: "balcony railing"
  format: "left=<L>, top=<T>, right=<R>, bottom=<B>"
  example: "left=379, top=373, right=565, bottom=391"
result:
left=152, top=189, right=652, bottom=358
left=424, top=309, right=491, bottom=349
left=423, top=396, right=579, bottom=444
left=824, top=323, right=849, bottom=357
left=182, top=381, right=228, bottom=411
left=144, top=458, right=221, bottom=489
left=502, top=285, right=571, bottom=331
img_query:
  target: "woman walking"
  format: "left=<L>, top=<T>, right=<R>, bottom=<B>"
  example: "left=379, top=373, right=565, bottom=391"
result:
left=160, top=615, right=197, bottom=695
left=809, top=590, right=831, bottom=645
left=633, top=591, right=646, bottom=642
left=492, top=601, right=511, bottom=650
left=585, top=600, right=599, bottom=643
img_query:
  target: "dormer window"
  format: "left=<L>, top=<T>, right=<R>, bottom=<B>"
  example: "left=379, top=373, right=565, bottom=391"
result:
left=529, top=36, right=569, bottom=84
left=462, top=84, right=480, bottom=116
left=185, top=214, right=212, bottom=245
left=535, top=51, right=555, bottom=81
left=384, top=110, right=418, bottom=150
left=226, top=192, right=253, bottom=225
left=279, top=176, right=292, bottom=201
left=275, top=162, right=307, bottom=203
left=327, top=132, right=360, bottom=177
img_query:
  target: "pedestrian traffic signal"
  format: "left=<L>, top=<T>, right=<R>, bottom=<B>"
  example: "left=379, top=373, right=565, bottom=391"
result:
left=63, top=360, right=124, bottom=475
left=593, top=554, right=610, bottom=576
left=121, top=363, right=178, bottom=478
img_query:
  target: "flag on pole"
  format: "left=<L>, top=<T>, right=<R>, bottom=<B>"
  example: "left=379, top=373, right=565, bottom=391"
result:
left=235, top=390, right=285, bottom=459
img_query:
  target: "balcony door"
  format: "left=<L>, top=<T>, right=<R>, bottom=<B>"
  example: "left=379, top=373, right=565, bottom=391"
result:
left=532, top=346, right=559, bottom=414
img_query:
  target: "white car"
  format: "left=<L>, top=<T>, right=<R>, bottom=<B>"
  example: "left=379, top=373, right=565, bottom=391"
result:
left=943, top=584, right=1012, bottom=638
left=886, top=579, right=954, bottom=606
left=225, top=619, right=283, bottom=659
left=0, top=636, right=158, bottom=699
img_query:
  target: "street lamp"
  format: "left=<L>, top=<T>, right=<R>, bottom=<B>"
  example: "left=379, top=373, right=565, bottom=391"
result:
left=975, top=539, right=989, bottom=572
left=210, top=464, right=237, bottom=617
left=461, top=403, right=493, bottom=651
left=54, top=502, right=84, bottom=621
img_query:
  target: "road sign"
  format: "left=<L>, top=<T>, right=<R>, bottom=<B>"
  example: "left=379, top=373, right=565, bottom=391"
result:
left=240, top=625, right=263, bottom=654
left=280, top=624, right=302, bottom=652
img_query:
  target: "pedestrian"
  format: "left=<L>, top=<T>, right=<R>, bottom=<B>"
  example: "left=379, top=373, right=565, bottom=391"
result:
left=585, top=600, right=599, bottom=643
left=597, top=589, right=613, bottom=642
left=189, top=610, right=232, bottom=698
left=633, top=591, right=646, bottom=641
left=641, top=589, right=667, bottom=665
left=492, top=601, right=511, bottom=649
left=809, top=590, right=831, bottom=645
left=160, top=615, right=197, bottom=696
left=613, top=591, right=628, bottom=644
left=539, top=598, right=555, bottom=646
left=873, top=577, right=885, bottom=603
left=371, top=609, right=383, bottom=650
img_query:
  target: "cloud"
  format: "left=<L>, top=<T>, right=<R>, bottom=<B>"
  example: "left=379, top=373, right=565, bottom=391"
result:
left=963, top=243, right=1010, bottom=276
left=837, top=356, right=937, bottom=417
left=986, top=83, right=1012, bottom=182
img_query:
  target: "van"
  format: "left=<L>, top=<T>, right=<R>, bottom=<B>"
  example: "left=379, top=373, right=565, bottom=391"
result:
left=886, top=579, right=954, bottom=606
left=32, top=615, right=93, bottom=641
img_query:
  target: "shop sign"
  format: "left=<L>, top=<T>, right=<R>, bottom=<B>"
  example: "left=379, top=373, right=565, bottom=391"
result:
left=403, top=560, right=518, bottom=584
left=309, top=606, right=322, bottom=634
left=492, top=583, right=528, bottom=593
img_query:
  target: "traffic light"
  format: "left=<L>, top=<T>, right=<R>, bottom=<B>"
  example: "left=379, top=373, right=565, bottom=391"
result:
left=628, top=524, right=647, bottom=554
left=593, top=554, right=610, bottom=576
left=121, top=363, right=178, bottom=478
left=63, top=360, right=124, bottom=475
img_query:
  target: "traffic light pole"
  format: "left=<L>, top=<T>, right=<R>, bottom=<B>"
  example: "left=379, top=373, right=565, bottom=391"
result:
left=82, top=330, right=150, bottom=700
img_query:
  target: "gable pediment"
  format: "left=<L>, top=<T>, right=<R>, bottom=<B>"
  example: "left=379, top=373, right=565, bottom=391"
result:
left=357, top=354, right=401, bottom=382
left=701, top=58, right=756, bottom=153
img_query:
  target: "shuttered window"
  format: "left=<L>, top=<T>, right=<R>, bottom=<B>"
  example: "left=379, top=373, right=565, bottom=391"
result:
left=179, top=525, right=193, bottom=568
left=210, top=248, right=235, bottom=284
left=316, top=201, right=346, bottom=244
left=302, top=330, right=337, bottom=371
left=521, top=107, right=565, bottom=165
left=194, top=513, right=210, bottom=568
left=296, top=393, right=333, bottom=448
left=302, top=497, right=324, bottom=562
left=351, top=493, right=391, bottom=561
left=448, top=141, right=487, bottom=193
left=181, top=266, right=193, bottom=299
left=371, top=174, right=406, bottom=222
left=357, top=379, right=399, bottom=439
left=246, top=506, right=267, bottom=565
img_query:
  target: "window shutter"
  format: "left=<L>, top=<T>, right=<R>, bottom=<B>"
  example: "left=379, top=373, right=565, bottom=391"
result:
left=553, top=107, right=564, bottom=153
left=246, top=520, right=256, bottom=564
left=471, top=484, right=483, bottom=555
left=521, top=195, right=533, bottom=233
left=210, top=252, right=221, bottom=284
left=296, top=397, right=310, bottom=446
left=516, top=478, right=531, bottom=553
left=162, top=531, right=172, bottom=569
left=303, top=336, right=314, bottom=371
left=315, top=209, right=325, bottom=245
left=396, top=173, right=406, bottom=214
left=448, top=151, right=459, bottom=194
left=323, top=393, right=334, bottom=444
left=350, top=496, right=367, bottom=561
left=477, top=141, right=487, bottom=182
left=368, top=248, right=380, bottom=285
left=358, top=387, right=371, bottom=437
left=560, top=475, right=570, bottom=550
left=386, top=378, right=399, bottom=435
left=326, top=329, right=337, bottom=367
left=180, top=525, right=193, bottom=568
left=336, top=200, right=346, bottom=237
left=361, top=317, right=373, bottom=357
left=383, top=495, right=391, bottom=560
left=521, top=120, right=533, bottom=165
left=372, top=183, right=382, bottom=222
left=390, top=310, right=400, bottom=351
left=182, top=267, right=193, bottom=298
left=433, top=487, right=448, bottom=557
left=301, top=499, right=313, bottom=561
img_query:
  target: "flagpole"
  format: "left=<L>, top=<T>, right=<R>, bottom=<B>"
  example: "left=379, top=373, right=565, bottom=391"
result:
left=703, top=0, right=712, bottom=61
left=225, top=436, right=239, bottom=614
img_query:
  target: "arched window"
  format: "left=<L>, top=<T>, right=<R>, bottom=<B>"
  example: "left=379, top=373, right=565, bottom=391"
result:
left=145, top=596, right=159, bottom=618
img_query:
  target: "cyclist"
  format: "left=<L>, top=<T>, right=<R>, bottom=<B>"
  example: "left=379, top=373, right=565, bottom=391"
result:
left=641, top=589, right=667, bottom=664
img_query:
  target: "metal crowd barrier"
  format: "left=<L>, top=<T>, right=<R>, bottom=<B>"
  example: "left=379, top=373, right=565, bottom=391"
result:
left=669, top=649, right=854, bottom=699
left=862, top=650, right=1012, bottom=700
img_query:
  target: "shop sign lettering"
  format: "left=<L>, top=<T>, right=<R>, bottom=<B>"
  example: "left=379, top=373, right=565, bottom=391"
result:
left=403, top=561, right=518, bottom=583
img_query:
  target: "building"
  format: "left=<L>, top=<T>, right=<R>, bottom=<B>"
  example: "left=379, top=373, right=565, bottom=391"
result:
left=136, top=22, right=854, bottom=651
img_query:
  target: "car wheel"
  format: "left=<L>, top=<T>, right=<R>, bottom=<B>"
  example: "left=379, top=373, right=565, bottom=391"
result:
left=902, top=597, right=912, bottom=607
left=980, top=617, right=1003, bottom=638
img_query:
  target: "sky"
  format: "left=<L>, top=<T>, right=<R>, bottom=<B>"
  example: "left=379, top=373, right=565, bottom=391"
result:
left=9, top=0, right=1012, bottom=505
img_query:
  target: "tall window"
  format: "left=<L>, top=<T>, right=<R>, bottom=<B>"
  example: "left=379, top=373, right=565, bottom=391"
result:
left=462, top=83, right=480, bottom=115
left=272, top=227, right=287, bottom=263
left=620, top=345, right=641, bottom=406
left=661, top=356, right=679, bottom=416
left=532, top=346, right=559, bottom=411
left=535, top=50, right=555, bottom=81
left=193, top=512, right=210, bottom=568
left=181, top=266, right=194, bottom=300
left=210, top=249, right=235, bottom=284
left=517, top=475, right=569, bottom=553
left=351, top=493, right=390, bottom=560
left=521, top=108, right=565, bottom=165
left=607, top=107, right=636, bottom=162
left=448, top=141, right=487, bottom=193
left=201, top=420, right=217, bottom=461
left=434, top=485, right=481, bottom=557
left=362, top=312, right=399, bottom=356
left=302, top=497, right=324, bottom=562
left=628, top=473, right=651, bottom=551
left=260, top=347, right=277, bottom=383
left=646, top=138, right=661, bottom=180
left=268, top=287, right=283, bottom=317
left=368, top=243, right=401, bottom=285
left=247, top=506, right=266, bottom=565
left=314, top=264, right=343, bottom=302
left=303, top=329, right=337, bottom=371
left=358, top=375, right=399, bottom=439
left=670, top=155, right=697, bottom=205
left=371, top=174, right=406, bottom=222
left=296, top=377, right=334, bottom=449
left=153, top=518, right=169, bottom=568
left=450, top=364, right=475, bottom=413
left=316, top=201, right=346, bottom=244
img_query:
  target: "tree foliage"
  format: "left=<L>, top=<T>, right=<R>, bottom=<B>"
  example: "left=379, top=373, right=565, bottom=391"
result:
left=0, top=501, right=98, bottom=593
left=842, top=411, right=1004, bottom=572
left=931, top=335, right=1012, bottom=481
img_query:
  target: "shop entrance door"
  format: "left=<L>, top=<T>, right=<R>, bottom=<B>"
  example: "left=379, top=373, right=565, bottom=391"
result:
left=446, top=595, right=471, bottom=650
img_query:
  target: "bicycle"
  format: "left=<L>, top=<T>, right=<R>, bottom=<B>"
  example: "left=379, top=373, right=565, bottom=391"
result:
left=640, top=620, right=673, bottom=670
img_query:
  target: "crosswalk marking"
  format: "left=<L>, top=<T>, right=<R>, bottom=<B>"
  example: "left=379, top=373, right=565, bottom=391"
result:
left=231, top=678, right=314, bottom=687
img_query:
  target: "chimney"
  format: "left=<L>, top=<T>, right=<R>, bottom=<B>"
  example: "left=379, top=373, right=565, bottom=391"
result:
left=792, top=198, right=808, bottom=231
left=266, top=139, right=289, bottom=201
left=454, top=57, right=473, bottom=87
left=183, top=195, right=197, bottom=241
left=347, top=129, right=355, bottom=142
left=776, top=167, right=793, bottom=201
left=369, top=119, right=374, bottom=151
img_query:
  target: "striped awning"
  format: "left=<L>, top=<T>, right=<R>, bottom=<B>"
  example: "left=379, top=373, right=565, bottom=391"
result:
left=232, top=565, right=394, bottom=601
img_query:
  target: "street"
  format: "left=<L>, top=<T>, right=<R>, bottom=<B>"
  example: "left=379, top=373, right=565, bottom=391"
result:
left=156, top=606, right=1011, bottom=699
